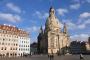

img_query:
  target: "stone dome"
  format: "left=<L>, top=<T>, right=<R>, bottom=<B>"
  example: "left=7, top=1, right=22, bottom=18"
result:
left=45, top=7, right=62, bottom=31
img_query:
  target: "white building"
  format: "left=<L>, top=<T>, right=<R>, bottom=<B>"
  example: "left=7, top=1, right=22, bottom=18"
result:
left=18, top=36, right=30, bottom=56
left=0, top=25, right=30, bottom=57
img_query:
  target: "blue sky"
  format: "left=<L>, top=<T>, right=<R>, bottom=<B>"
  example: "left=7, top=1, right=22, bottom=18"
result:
left=0, top=0, right=90, bottom=43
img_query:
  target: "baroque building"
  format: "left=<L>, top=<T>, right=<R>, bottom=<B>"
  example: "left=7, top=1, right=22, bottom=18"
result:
left=37, top=7, right=70, bottom=54
left=0, top=24, right=30, bottom=57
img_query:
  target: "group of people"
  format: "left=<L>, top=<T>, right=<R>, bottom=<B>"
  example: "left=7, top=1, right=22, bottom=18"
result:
left=48, top=53, right=84, bottom=60
left=48, top=54, right=54, bottom=60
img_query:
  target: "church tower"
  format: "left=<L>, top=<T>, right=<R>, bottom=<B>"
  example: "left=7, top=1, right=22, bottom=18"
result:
left=37, top=26, right=43, bottom=54
left=63, top=23, right=67, bottom=34
left=37, top=6, right=70, bottom=54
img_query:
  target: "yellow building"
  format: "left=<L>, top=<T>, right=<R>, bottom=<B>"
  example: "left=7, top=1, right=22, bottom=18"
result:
left=37, top=7, right=70, bottom=54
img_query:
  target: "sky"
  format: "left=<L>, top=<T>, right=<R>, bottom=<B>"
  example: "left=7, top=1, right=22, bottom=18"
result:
left=0, top=0, right=90, bottom=43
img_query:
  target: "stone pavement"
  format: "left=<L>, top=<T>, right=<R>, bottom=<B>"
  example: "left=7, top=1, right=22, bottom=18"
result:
left=0, top=55, right=90, bottom=60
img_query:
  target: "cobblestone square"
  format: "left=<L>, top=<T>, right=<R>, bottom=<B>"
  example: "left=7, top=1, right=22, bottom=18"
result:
left=0, top=55, right=90, bottom=60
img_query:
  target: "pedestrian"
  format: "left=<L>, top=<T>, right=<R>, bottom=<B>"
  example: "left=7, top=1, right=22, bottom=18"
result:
left=80, top=54, right=84, bottom=60
left=51, top=54, right=54, bottom=60
left=49, top=54, right=51, bottom=60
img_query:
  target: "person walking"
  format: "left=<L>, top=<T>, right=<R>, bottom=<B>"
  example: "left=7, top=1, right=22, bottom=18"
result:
left=80, top=54, right=84, bottom=60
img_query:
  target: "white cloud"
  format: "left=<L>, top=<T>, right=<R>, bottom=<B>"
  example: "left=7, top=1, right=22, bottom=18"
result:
left=33, top=11, right=49, bottom=19
left=85, top=19, right=90, bottom=24
left=62, top=20, right=76, bottom=30
left=77, top=12, right=90, bottom=29
left=70, top=3, right=80, bottom=10
left=67, top=21, right=76, bottom=30
left=70, top=34, right=89, bottom=41
left=56, top=8, right=68, bottom=16
left=72, top=0, right=85, bottom=4
left=62, top=19, right=90, bottom=30
left=78, top=24, right=86, bottom=29
left=26, top=26, right=40, bottom=33
left=6, top=3, right=22, bottom=13
left=63, top=12, right=90, bottom=30
left=79, top=12, right=90, bottom=19
left=0, top=13, right=21, bottom=23
left=86, top=0, right=90, bottom=3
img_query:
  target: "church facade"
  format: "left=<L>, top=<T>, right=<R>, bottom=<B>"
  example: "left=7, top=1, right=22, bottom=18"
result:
left=37, top=7, right=70, bottom=54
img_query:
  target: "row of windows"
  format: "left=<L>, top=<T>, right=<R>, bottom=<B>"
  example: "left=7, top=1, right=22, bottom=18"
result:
left=0, top=30, right=27, bottom=35
left=19, top=48, right=30, bottom=51
left=0, top=34, right=29, bottom=40
left=21, top=41, right=29, bottom=43
left=19, top=45, right=29, bottom=47
left=0, top=34, right=18, bottom=38
left=0, top=38, right=18, bottom=42
left=0, top=47, right=17, bottom=50
left=0, top=30, right=17, bottom=34
left=0, top=42, right=18, bottom=46
left=10, top=48, right=17, bottom=50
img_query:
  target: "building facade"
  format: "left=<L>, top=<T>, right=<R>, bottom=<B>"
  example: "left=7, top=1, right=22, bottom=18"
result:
left=0, top=24, right=30, bottom=57
left=37, top=7, right=70, bottom=54
left=86, top=37, right=90, bottom=51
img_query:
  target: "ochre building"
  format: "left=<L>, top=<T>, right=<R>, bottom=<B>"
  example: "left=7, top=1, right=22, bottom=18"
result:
left=0, top=24, right=30, bottom=57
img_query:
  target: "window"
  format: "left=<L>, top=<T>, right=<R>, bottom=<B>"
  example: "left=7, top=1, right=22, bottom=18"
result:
left=10, top=47, right=12, bottom=50
left=5, top=47, right=6, bottom=50
left=14, top=44, right=15, bottom=46
left=3, top=39, right=5, bottom=41
left=16, top=48, right=17, bottom=50
left=16, top=44, right=18, bottom=46
left=8, top=43, right=10, bottom=45
left=13, top=48, right=15, bottom=50
left=1, top=47, right=3, bottom=50
left=5, top=43, right=7, bottom=45
left=19, top=48, right=20, bottom=50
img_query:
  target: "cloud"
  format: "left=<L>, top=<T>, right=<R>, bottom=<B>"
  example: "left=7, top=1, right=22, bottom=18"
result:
left=56, top=8, right=68, bottom=16
left=78, top=24, right=86, bottom=29
left=62, top=19, right=90, bottom=30
left=62, top=20, right=76, bottom=30
left=67, top=21, right=76, bottom=30
left=70, top=34, right=89, bottom=41
left=63, top=12, right=90, bottom=30
left=86, top=0, right=90, bottom=3
left=70, top=3, right=80, bottom=10
left=0, top=13, right=21, bottom=23
left=71, top=0, right=85, bottom=4
left=71, top=0, right=90, bottom=5
left=33, top=11, right=49, bottom=19
left=26, top=26, right=40, bottom=33
left=79, top=12, right=90, bottom=19
left=6, top=3, right=22, bottom=13
left=77, top=12, right=90, bottom=29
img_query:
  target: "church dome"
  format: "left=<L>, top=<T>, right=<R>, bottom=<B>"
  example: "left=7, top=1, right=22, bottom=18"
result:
left=45, top=7, right=62, bottom=31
